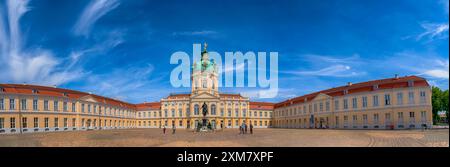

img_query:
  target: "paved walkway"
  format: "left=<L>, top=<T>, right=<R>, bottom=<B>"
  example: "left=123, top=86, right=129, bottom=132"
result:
left=0, top=128, right=448, bottom=147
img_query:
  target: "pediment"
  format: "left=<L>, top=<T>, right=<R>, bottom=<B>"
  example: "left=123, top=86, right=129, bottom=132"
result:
left=78, top=95, right=99, bottom=103
left=191, top=92, right=219, bottom=100
left=311, top=93, right=331, bottom=101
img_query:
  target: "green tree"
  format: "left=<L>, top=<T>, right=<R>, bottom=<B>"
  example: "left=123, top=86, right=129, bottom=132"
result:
left=432, top=86, right=442, bottom=124
left=442, top=90, right=449, bottom=122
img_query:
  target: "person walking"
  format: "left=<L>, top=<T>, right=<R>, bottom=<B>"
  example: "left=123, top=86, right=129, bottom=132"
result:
left=244, top=123, right=248, bottom=134
left=250, top=123, right=253, bottom=134
left=239, top=125, right=242, bottom=134
left=172, top=125, right=176, bottom=134
left=163, top=125, right=166, bottom=134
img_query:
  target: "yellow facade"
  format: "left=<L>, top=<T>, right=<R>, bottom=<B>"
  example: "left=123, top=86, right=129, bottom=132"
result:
left=273, top=85, right=433, bottom=129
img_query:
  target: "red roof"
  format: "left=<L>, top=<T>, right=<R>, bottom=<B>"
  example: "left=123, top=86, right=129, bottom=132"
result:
left=136, top=102, right=161, bottom=110
left=274, top=75, right=429, bottom=108
left=0, top=84, right=136, bottom=109
left=250, top=102, right=274, bottom=110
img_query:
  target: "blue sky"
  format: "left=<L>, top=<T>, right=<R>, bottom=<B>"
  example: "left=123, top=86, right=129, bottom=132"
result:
left=0, top=0, right=448, bottom=103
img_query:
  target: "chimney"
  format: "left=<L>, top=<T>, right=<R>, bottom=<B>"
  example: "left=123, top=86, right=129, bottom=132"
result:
left=347, top=82, right=352, bottom=86
left=52, top=85, right=57, bottom=88
left=394, top=74, right=399, bottom=79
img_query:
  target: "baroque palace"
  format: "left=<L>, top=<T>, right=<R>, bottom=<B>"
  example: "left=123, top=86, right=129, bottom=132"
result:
left=0, top=47, right=433, bottom=134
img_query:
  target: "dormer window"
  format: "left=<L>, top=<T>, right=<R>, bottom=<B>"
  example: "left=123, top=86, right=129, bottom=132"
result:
left=62, top=92, right=68, bottom=97
left=373, top=84, right=379, bottom=90
left=344, top=89, right=349, bottom=95
left=408, top=80, right=414, bottom=87
left=32, top=89, right=39, bottom=94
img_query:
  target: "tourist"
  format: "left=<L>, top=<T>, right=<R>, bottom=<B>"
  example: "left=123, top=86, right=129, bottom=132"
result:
left=250, top=123, right=253, bottom=134
left=244, top=123, right=248, bottom=134
left=239, top=125, right=242, bottom=134
left=163, top=125, right=166, bottom=134
left=172, top=125, right=176, bottom=134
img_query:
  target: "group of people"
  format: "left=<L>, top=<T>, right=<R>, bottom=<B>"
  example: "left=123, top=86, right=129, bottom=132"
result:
left=162, top=125, right=176, bottom=134
left=239, top=123, right=253, bottom=134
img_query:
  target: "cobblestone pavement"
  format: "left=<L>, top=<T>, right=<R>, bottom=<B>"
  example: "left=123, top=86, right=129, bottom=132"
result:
left=0, top=128, right=448, bottom=147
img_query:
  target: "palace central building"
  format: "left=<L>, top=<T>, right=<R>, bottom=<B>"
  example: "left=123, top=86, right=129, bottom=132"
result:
left=0, top=46, right=433, bottom=134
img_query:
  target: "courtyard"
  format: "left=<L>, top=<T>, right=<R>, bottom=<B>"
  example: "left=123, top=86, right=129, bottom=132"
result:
left=0, top=128, right=448, bottom=147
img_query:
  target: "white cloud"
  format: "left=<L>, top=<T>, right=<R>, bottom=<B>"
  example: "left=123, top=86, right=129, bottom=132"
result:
left=380, top=51, right=449, bottom=80
left=73, top=0, right=120, bottom=37
left=303, top=54, right=362, bottom=65
left=0, top=0, right=84, bottom=86
left=283, top=65, right=365, bottom=77
left=79, top=64, right=169, bottom=102
left=416, top=22, right=449, bottom=42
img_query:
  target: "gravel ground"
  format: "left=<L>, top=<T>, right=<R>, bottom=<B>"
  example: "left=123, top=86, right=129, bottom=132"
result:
left=0, top=128, right=448, bottom=147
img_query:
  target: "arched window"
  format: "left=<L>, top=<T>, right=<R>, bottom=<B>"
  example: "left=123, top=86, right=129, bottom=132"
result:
left=211, top=104, right=216, bottom=115
left=194, top=104, right=199, bottom=115
left=202, top=79, right=207, bottom=88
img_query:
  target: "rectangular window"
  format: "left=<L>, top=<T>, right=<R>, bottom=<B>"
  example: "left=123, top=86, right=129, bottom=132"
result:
left=178, top=109, right=182, bottom=117
left=384, top=94, right=391, bottom=106
left=64, top=118, right=68, bottom=128
left=21, top=99, right=27, bottom=110
left=81, top=104, right=85, bottom=113
left=33, top=117, right=38, bottom=128
left=88, top=104, right=91, bottom=113
left=72, top=118, right=76, bottom=127
left=0, top=118, right=4, bottom=129
left=314, top=103, right=317, bottom=112
left=408, top=92, right=415, bottom=104
left=374, top=114, right=379, bottom=122
left=235, top=109, right=239, bottom=117
left=171, top=110, right=175, bottom=117
left=22, top=117, right=27, bottom=128
left=319, top=103, right=323, bottom=112
left=0, top=98, right=4, bottom=110
left=397, top=92, right=403, bottom=105
left=220, top=109, right=224, bottom=116
left=72, top=103, right=76, bottom=112
left=44, top=100, right=49, bottom=111
left=352, top=98, right=357, bottom=109
left=343, top=99, right=348, bottom=109
left=54, top=118, right=59, bottom=128
left=10, top=117, right=16, bottom=128
left=334, top=100, right=339, bottom=110
left=398, top=112, right=404, bottom=119
left=10, top=99, right=15, bottom=110
left=420, top=91, right=426, bottom=103
left=235, top=120, right=238, bottom=126
left=44, top=118, right=49, bottom=128
left=325, top=101, right=330, bottom=111
left=33, top=99, right=38, bottom=111
left=409, top=112, right=415, bottom=118
left=54, top=100, right=59, bottom=111
left=373, top=95, right=379, bottom=107
left=362, top=96, right=367, bottom=108
left=63, top=102, right=68, bottom=112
